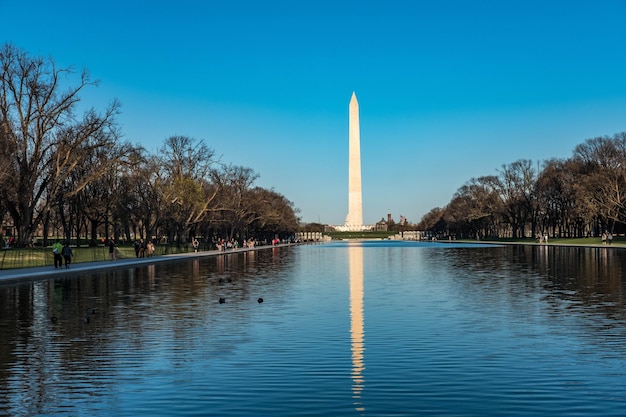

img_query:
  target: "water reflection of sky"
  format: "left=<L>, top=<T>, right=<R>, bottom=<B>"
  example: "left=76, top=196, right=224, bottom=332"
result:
left=3, top=243, right=626, bottom=416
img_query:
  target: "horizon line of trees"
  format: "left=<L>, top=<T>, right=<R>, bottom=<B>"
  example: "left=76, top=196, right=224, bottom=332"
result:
left=0, top=43, right=300, bottom=248
left=417, top=132, right=626, bottom=240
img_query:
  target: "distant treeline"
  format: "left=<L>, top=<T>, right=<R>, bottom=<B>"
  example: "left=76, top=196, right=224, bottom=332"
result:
left=0, top=44, right=299, bottom=247
left=417, top=132, right=626, bottom=239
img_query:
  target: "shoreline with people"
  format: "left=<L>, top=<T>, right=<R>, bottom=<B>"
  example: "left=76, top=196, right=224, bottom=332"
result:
left=450, top=236, right=625, bottom=249
left=0, top=242, right=297, bottom=286
left=2, top=235, right=622, bottom=286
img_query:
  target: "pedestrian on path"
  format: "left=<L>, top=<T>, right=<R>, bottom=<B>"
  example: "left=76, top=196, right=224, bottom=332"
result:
left=61, top=242, right=73, bottom=269
left=108, top=239, right=116, bottom=260
left=146, top=241, right=155, bottom=257
left=52, top=240, right=63, bottom=268
left=134, top=239, right=141, bottom=257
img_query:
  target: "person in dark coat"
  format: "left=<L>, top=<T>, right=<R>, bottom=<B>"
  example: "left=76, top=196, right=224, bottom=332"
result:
left=108, top=239, right=116, bottom=260
left=61, top=242, right=73, bottom=269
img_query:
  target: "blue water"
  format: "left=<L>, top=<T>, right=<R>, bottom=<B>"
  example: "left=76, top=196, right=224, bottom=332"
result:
left=2, top=241, right=626, bottom=416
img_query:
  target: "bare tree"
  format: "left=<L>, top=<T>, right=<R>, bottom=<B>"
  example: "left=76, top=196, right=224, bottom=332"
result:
left=211, top=164, right=260, bottom=240
left=248, top=187, right=300, bottom=240
left=493, top=159, right=538, bottom=238
left=0, top=43, right=126, bottom=246
left=416, top=207, right=447, bottom=235
left=445, top=176, right=502, bottom=238
left=573, top=133, right=626, bottom=233
left=535, top=158, right=594, bottom=237
left=157, top=136, right=219, bottom=243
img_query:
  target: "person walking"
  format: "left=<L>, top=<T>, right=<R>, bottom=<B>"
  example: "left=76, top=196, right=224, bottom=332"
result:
left=61, top=242, right=73, bottom=269
left=134, top=239, right=141, bottom=257
left=108, top=239, right=116, bottom=260
left=146, top=241, right=155, bottom=257
left=52, top=240, right=63, bottom=268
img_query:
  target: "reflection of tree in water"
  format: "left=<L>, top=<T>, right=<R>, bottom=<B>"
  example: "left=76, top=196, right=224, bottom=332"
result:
left=0, top=246, right=297, bottom=416
left=441, top=245, right=626, bottom=327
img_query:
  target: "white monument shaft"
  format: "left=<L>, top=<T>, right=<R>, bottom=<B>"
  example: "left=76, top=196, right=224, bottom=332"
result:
left=345, top=92, right=363, bottom=228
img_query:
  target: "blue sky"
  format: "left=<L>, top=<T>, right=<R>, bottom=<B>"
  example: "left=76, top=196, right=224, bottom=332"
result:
left=2, top=1, right=626, bottom=225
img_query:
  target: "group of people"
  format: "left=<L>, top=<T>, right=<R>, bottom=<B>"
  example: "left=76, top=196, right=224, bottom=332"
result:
left=215, top=238, right=256, bottom=251
left=133, top=239, right=155, bottom=258
left=52, top=240, right=73, bottom=268
left=52, top=235, right=266, bottom=268
left=536, top=234, right=549, bottom=244
left=601, top=231, right=614, bottom=245
left=216, top=238, right=238, bottom=251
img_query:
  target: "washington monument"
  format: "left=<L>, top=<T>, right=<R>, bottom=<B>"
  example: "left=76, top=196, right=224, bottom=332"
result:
left=345, top=92, right=363, bottom=229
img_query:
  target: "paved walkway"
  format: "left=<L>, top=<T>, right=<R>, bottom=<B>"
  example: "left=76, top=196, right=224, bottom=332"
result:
left=0, top=244, right=291, bottom=286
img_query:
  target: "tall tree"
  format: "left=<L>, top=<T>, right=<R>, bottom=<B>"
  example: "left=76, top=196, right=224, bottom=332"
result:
left=417, top=207, right=447, bottom=235
left=0, top=44, right=125, bottom=246
left=494, top=159, right=538, bottom=238
left=248, top=187, right=300, bottom=240
left=573, top=133, right=626, bottom=232
left=157, top=136, right=218, bottom=243
left=445, top=176, right=501, bottom=238
left=211, top=164, right=260, bottom=239
left=535, top=158, right=592, bottom=237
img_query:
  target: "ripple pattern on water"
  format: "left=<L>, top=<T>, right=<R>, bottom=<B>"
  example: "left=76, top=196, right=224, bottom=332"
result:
left=2, top=242, right=626, bottom=416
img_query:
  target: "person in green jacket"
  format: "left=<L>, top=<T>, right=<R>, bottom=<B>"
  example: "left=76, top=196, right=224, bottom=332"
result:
left=52, top=240, right=63, bottom=268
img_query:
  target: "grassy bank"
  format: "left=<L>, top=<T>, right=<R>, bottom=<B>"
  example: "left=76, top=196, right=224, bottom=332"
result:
left=0, top=243, right=207, bottom=270
left=465, top=236, right=626, bottom=247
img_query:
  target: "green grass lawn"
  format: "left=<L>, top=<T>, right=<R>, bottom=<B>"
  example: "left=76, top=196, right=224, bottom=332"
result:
left=0, top=246, right=106, bottom=269
left=0, top=243, right=205, bottom=270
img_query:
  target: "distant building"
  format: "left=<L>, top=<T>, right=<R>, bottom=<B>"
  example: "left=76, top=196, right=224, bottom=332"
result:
left=375, top=218, right=388, bottom=232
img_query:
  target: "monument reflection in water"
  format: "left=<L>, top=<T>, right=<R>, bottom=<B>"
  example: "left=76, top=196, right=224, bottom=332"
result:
left=348, top=244, right=365, bottom=413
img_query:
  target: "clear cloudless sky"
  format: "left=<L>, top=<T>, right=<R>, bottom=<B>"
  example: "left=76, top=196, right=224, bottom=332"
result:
left=2, top=0, right=626, bottom=225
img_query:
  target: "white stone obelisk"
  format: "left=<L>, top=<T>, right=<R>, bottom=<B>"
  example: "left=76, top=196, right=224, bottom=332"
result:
left=345, top=92, right=363, bottom=229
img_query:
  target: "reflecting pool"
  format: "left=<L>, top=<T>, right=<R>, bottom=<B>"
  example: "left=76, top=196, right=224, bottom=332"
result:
left=2, top=241, right=626, bottom=416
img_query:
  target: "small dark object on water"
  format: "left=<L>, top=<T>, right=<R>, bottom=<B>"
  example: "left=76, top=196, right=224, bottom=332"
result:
left=258, top=298, right=264, bottom=303
left=219, top=297, right=226, bottom=304
left=50, top=316, right=58, bottom=323
left=86, top=308, right=96, bottom=315
left=82, top=315, right=90, bottom=324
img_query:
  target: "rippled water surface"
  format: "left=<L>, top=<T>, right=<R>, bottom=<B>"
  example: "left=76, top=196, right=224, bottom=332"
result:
left=2, top=241, right=626, bottom=416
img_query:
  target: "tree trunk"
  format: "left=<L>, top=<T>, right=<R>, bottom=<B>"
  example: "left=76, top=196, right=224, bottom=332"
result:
left=90, top=218, right=99, bottom=246
left=42, top=213, right=50, bottom=247
left=14, top=203, right=36, bottom=247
